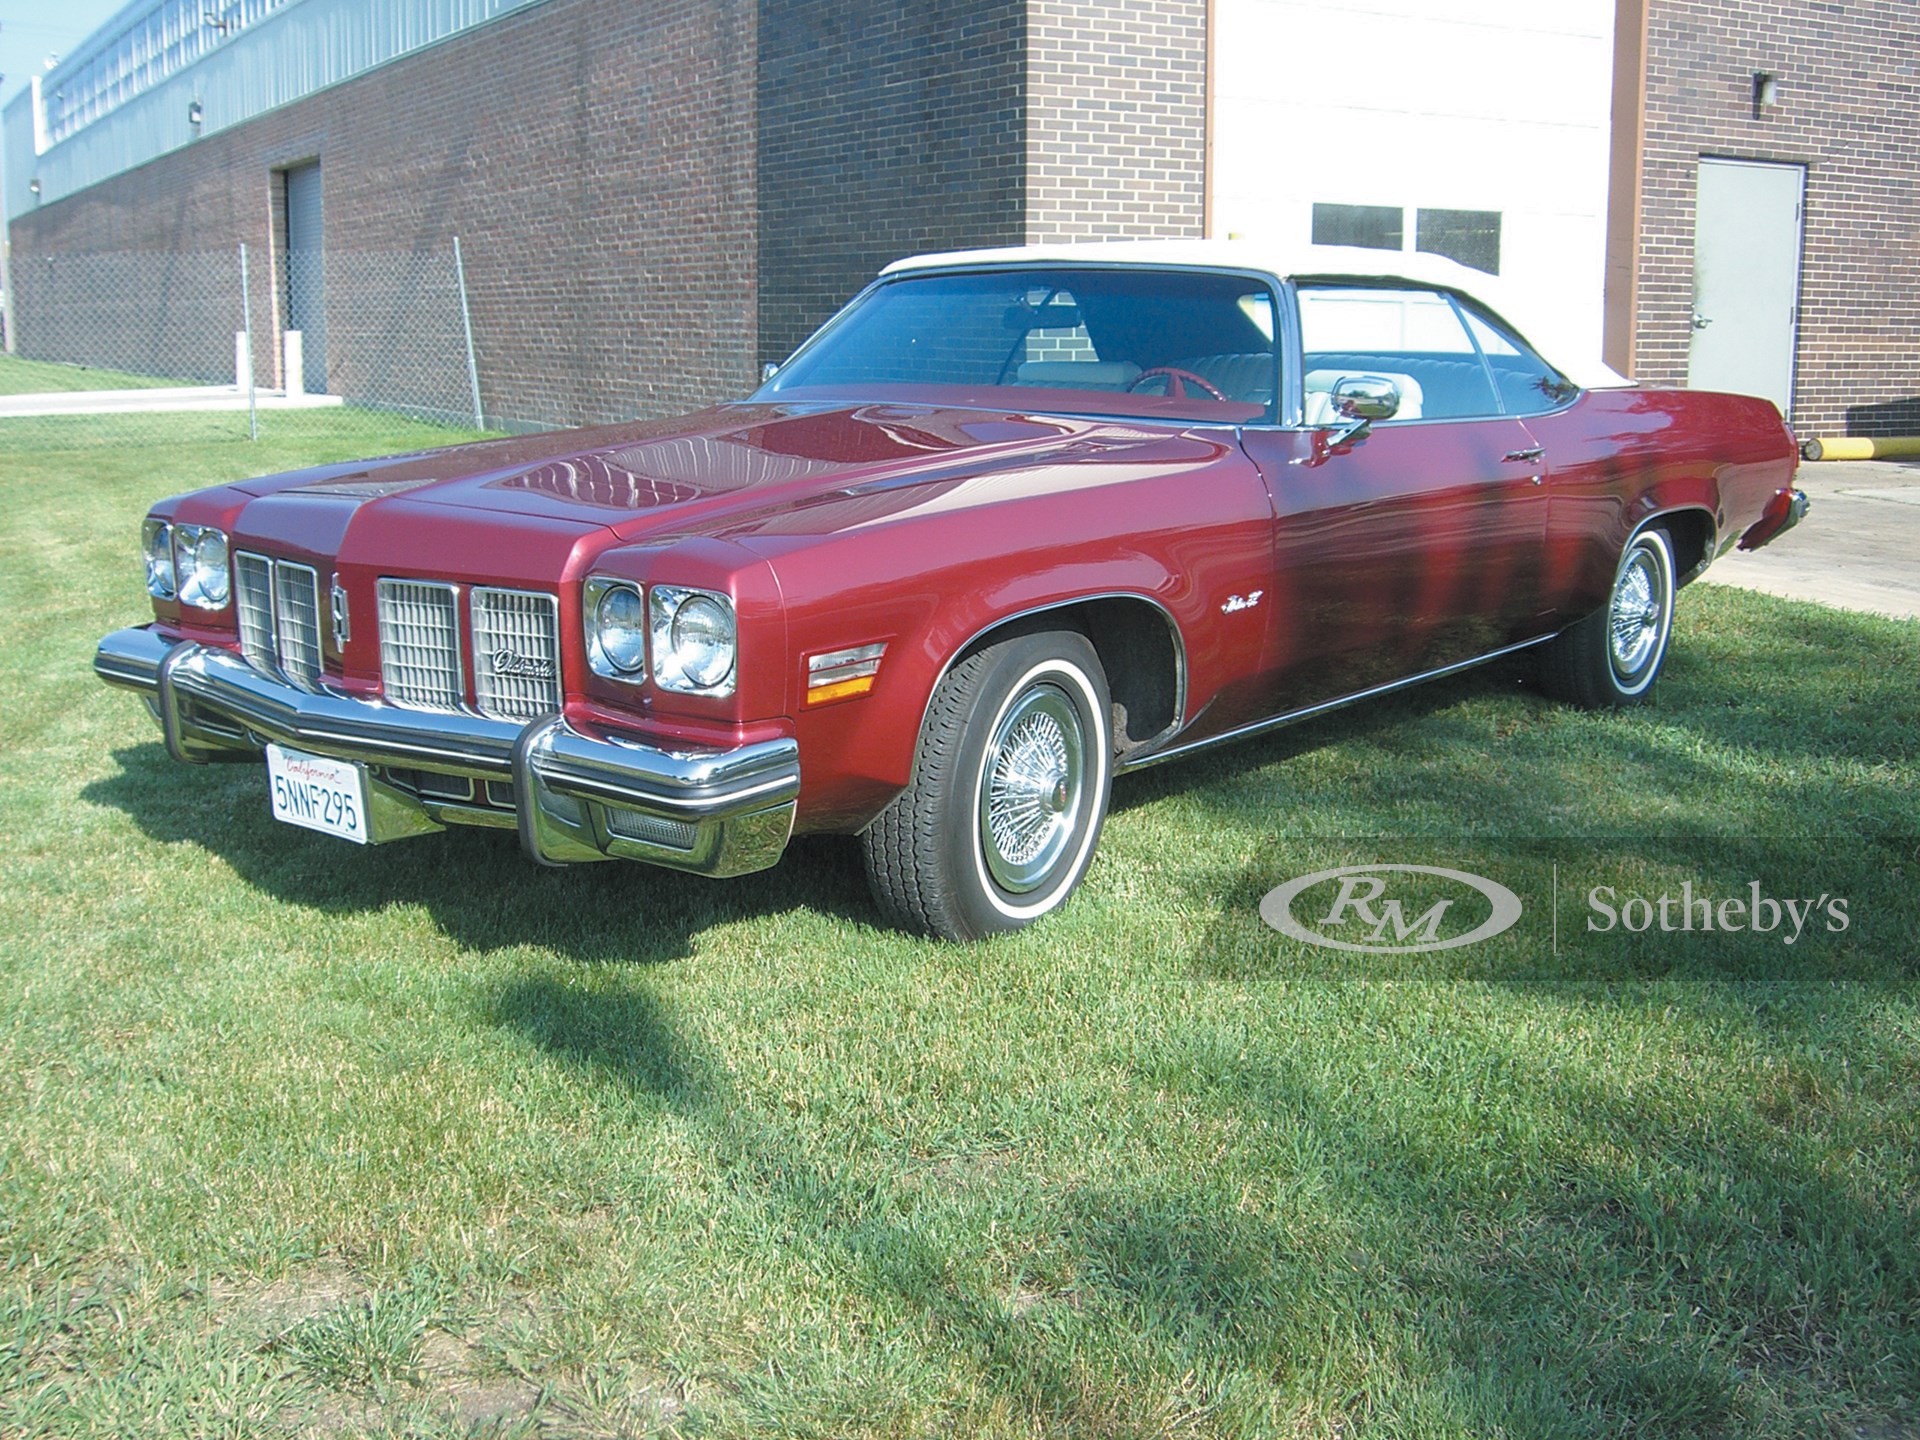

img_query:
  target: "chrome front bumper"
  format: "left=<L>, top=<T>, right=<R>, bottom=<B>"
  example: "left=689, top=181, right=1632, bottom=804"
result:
left=95, top=626, right=799, bottom=877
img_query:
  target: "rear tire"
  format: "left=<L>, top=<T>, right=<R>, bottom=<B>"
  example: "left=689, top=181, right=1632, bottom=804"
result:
left=1540, top=526, right=1676, bottom=708
left=863, top=631, right=1112, bottom=941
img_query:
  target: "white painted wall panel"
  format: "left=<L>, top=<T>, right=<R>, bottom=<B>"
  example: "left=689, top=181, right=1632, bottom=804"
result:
left=1212, top=0, right=1617, bottom=364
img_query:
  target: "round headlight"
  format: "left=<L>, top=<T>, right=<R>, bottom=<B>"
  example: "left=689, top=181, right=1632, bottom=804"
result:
left=175, top=525, right=230, bottom=610
left=595, top=585, right=647, bottom=673
left=191, top=529, right=230, bottom=606
left=669, top=595, right=735, bottom=689
left=143, top=519, right=176, bottom=600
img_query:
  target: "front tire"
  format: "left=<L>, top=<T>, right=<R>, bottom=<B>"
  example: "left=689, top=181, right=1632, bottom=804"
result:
left=863, top=631, right=1112, bottom=941
left=1541, top=526, right=1676, bottom=708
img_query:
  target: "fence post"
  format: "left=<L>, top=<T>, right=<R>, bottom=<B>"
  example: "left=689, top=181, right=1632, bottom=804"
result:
left=238, top=243, right=258, bottom=441
left=0, top=228, right=15, bottom=355
left=452, top=236, right=484, bottom=431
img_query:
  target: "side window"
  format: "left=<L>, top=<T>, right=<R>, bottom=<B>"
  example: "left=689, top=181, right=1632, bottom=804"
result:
left=1458, top=304, right=1576, bottom=415
left=1297, top=285, right=1500, bottom=421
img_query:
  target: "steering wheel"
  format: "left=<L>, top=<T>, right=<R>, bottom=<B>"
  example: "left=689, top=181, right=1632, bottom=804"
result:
left=1126, top=366, right=1230, bottom=402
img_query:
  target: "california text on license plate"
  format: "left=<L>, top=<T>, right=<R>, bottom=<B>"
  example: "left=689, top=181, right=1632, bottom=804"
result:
left=266, top=744, right=371, bottom=844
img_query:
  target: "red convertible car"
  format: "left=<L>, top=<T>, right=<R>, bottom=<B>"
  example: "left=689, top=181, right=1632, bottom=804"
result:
left=96, top=242, right=1806, bottom=940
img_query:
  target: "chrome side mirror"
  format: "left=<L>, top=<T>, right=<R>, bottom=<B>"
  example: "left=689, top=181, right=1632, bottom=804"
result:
left=1327, top=373, right=1401, bottom=445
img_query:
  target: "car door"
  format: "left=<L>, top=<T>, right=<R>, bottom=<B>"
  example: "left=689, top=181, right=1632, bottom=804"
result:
left=1236, top=283, right=1551, bottom=710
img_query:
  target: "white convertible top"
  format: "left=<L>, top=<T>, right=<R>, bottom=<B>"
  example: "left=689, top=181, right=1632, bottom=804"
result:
left=883, top=240, right=1633, bottom=393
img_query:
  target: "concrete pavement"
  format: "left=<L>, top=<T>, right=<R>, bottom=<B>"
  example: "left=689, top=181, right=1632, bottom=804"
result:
left=0, top=385, right=344, bottom=418
left=1697, top=458, right=1920, bottom=620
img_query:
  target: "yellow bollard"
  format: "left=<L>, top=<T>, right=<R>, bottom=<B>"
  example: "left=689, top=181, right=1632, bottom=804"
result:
left=1802, top=435, right=1920, bottom=461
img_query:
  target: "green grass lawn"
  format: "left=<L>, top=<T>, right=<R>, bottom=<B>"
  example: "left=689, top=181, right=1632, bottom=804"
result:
left=0, top=353, right=196, bottom=395
left=2, top=415, right=1916, bottom=1438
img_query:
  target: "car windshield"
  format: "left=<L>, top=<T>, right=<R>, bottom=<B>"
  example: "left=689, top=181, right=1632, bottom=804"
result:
left=758, top=267, right=1279, bottom=423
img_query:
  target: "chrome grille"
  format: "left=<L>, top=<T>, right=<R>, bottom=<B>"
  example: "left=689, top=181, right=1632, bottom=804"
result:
left=376, top=579, right=464, bottom=712
left=234, top=550, right=324, bottom=691
left=235, top=553, right=275, bottom=672
left=471, top=587, right=562, bottom=719
left=271, top=562, right=323, bottom=689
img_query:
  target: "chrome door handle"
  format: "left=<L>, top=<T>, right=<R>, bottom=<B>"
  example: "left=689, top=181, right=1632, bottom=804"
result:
left=1691, top=313, right=1713, bottom=330
left=1502, top=446, right=1545, bottom=464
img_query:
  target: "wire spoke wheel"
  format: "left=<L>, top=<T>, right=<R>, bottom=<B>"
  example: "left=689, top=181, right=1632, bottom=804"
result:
left=979, top=684, right=1085, bottom=893
left=1540, top=524, right=1677, bottom=709
left=1608, top=544, right=1668, bottom=683
left=863, top=630, right=1111, bottom=940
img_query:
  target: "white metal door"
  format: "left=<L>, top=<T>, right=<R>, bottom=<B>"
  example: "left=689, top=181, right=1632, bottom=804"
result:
left=1688, top=157, right=1804, bottom=414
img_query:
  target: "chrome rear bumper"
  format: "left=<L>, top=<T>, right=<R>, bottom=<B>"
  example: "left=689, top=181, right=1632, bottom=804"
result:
left=1737, top=486, right=1810, bottom=551
left=94, top=626, right=798, bottom=877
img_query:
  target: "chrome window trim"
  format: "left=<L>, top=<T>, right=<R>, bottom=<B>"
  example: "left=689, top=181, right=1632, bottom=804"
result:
left=750, top=261, right=1590, bottom=437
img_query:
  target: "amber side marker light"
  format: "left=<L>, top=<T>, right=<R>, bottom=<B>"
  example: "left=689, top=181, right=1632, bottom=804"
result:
left=806, top=642, right=887, bottom=705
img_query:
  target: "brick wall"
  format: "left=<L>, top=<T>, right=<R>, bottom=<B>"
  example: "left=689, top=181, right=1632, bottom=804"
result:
left=9, top=0, right=1215, bottom=423
left=8, top=0, right=757, bottom=430
left=755, top=0, right=1026, bottom=369
left=1639, top=0, right=1920, bottom=436
left=1024, top=0, right=1207, bottom=242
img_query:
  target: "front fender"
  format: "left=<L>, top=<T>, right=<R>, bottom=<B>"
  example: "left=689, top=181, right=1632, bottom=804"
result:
left=739, top=435, right=1275, bottom=832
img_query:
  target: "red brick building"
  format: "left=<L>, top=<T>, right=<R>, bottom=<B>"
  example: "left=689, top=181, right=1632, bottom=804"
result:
left=1, top=0, right=1206, bottom=429
left=1612, top=0, right=1920, bottom=436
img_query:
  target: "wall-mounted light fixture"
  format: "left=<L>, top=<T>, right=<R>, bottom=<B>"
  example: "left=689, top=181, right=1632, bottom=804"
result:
left=1752, top=72, right=1780, bottom=119
left=28, top=177, right=42, bottom=198
left=188, top=99, right=204, bottom=128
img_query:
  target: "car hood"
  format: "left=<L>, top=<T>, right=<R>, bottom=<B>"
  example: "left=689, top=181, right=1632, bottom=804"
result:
left=230, top=402, right=1182, bottom=547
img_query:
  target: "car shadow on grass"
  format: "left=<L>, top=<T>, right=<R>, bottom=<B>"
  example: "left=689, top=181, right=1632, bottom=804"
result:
left=1170, top=698, right=1915, bottom=982
left=1115, top=589, right=1916, bottom=818
left=1112, top=598, right=1916, bottom=983
left=83, top=743, right=882, bottom=964
left=1166, top=677, right=1918, bottom=985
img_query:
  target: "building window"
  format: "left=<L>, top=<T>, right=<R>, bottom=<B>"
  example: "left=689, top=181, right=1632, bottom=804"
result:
left=1416, top=208, right=1502, bottom=275
left=1311, top=204, right=1505, bottom=277
left=1311, top=203, right=1403, bottom=253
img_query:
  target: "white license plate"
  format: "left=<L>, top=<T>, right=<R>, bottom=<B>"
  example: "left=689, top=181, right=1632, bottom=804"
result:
left=266, top=744, right=371, bottom=845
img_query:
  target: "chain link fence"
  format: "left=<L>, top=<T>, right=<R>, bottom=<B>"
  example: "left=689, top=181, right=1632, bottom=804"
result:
left=0, top=242, right=489, bottom=447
